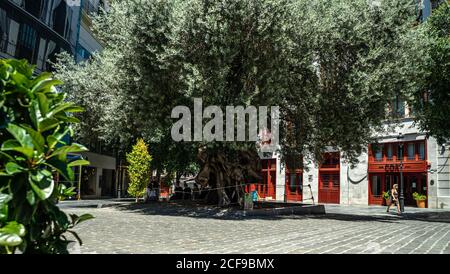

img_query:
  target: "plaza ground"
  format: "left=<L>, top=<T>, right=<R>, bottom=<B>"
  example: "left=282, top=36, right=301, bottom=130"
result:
left=62, top=200, right=450, bottom=254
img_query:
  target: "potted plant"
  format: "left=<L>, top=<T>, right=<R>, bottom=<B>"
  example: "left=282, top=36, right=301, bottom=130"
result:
left=382, top=191, right=391, bottom=205
left=412, top=192, right=427, bottom=208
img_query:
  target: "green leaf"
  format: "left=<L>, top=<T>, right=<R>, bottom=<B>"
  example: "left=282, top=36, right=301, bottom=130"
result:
left=36, top=93, right=49, bottom=117
left=29, top=100, right=42, bottom=129
left=20, top=124, right=45, bottom=154
left=54, top=115, right=80, bottom=124
left=0, top=151, right=15, bottom=162
left=45, top=159, right=74, bottom=182
left=1, top=139, right=34, bottom=159
left=29, top=171, right=54, bottom=200
left=66, top=230, right=83, bottom=246
left=26, top=190, right=35, bottom=206
left=10, top=71, right=29, bottom=88
left=31, top=79, right=63, bottom=93
left=0, top=221, right=26, bottom=247
left=68, top=159, right=90, bottom=167
left=0, top=193, right=11, bottom=221
left=48, top=143, right=88, bottom=162
left=6, top=124, right=34, bottom=148
left=0, top=193, right=12, bottom=205
left=5, top=162, right=25, bottom=175
left=38, top=117, right=60, bottom=133
left=30, top=72, right=52, bottom=92
left=47, top=102, right=81, bottom=118
left=70, top=213, right=94, bottom=226
left=47, top=127, right=70, bottom=150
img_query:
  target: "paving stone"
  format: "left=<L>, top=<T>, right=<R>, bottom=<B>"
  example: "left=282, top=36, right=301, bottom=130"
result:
left=63, top=201, right=450, bottom=254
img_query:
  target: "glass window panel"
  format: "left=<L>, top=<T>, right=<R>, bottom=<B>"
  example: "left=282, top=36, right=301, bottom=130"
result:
left=289, top=174, right=296, bottom=192
left=419, top=142, right=425, bottom=160
left=371, top=175, right=382, bottom=196
left=298, top=175, right=303, bottom=193
left=407, top=143, right=415, bottom=160
left=332, top=175, right=339, bottom=188
left=373, top=144, right=383, bottom=161
left=386, top=144, right=393, bottom=160
left=396, top=97, right=405, bottom=117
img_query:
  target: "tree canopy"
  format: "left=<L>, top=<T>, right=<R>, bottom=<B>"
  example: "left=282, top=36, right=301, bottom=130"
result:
left=54, top=0, right=431, bottom=172
left=407, top=2, right=450, bottom=144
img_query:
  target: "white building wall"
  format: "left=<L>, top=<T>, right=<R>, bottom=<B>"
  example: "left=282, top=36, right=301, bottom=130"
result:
left=275, top=153, right=286, bottom=201
left=79, top=151, right=116, bottom=198
left=340, top=152, right=369, bottom=206
left=436, top=142, right=450, bottom=209
left=303, top=161, right=319, bottom=205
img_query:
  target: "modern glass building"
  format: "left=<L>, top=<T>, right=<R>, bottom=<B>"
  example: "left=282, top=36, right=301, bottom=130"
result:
left=0, top=0, right=82, bottom=72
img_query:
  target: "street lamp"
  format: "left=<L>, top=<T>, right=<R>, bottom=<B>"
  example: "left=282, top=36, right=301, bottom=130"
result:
left=397, top=133, right=405, bottom=213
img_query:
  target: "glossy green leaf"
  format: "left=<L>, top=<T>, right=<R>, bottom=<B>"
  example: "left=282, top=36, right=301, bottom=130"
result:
left=6, top=124, right=34, bottom=148
left=32, top=79, right=63, bottom=93
left=5, top=162, right=24, bottom=175
left=0, top=193, right=11, bottom=221
left=47, top=102, right=80, bottom=117
left=0, top=221, right=25, bottom=247
left=38, top=117, right=60, bottom=133
left=20, top=125, right=45, bottom=154
left=30, top=72, right=52, bottom=92
left=36, top=93, right=49, bottom=117
left=68, top=159, right=90, bottom=167
left=48, top=143, right=88, bottom=162
left=45, top=159, right=74, bottom=182
left=1, top=139, right=34, bottom=159
left=26, top=190, right=35, bottom=206
left=29, top=171, right=54, bottom=200
left=70, top=213, right=95, bottom=226
left=0, top=193, right=12, bottom=205
left=47, top=127, right=70, bottom=150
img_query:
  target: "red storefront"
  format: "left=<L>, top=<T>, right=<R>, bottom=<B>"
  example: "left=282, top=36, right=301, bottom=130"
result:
left=318, top=152, right=340, bottom=204
left=285, top=158, right=303, bottom=202
left=253, top=158, right=277, bottom=199
left=368, top=140, right=428, bottom=206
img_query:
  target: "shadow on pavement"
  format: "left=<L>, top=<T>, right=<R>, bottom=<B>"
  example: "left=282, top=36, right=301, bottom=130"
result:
left=106, top=201, right=450, bottom=224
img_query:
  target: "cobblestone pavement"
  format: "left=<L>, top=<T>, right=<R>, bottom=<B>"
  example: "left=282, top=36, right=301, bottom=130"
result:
left=63, top=201, right=450, bottom=254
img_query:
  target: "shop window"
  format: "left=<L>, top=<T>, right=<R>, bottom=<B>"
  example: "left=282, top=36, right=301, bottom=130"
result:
left=373, top=144, right=383, bottom=161
left=288, top=174, right=297, bottom=192
left=371, top=175, right=382, bottom=196
left=386, top=144, right=393, bottom=160
left=419, top=142, right=425, bottom=160
left=407, top=143, right=415, bottom=160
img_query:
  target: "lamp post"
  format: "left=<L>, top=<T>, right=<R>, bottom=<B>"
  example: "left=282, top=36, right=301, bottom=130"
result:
left=397, top=133, right=405, bottom=213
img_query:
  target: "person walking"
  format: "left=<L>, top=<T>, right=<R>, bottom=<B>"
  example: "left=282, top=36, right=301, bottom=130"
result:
left=387, top=184, right=401, bottom=215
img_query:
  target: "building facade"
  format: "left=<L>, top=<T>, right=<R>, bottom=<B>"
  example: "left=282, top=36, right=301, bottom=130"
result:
left=257, top=120, right=450, bottom=209
left=253, top=1, right=450, bottom=209
left=0, top=0, right=82, bottom=72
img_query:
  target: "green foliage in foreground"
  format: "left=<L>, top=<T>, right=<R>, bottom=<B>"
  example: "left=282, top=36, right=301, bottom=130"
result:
left=0, top=59, right=93, bottom=254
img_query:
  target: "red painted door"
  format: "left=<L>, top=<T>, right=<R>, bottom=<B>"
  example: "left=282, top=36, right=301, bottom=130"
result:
left=318, top=172, right=340, bottom=204
left=286, top=172, right=302, bottom=202
left=257, top=159, right=276, bottom=199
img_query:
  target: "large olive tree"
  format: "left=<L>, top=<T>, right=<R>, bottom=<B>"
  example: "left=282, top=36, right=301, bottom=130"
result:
left=55, top=0, right=423, bottom=205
